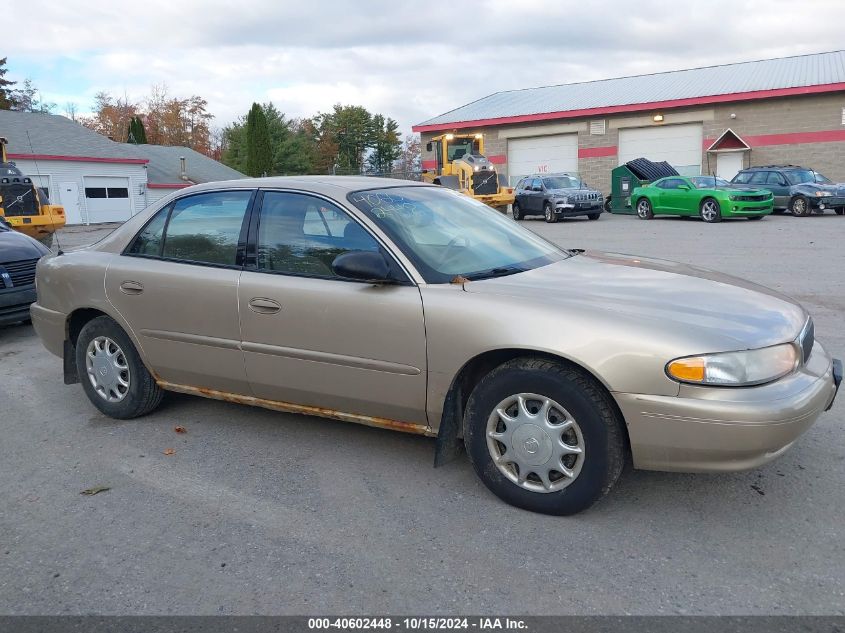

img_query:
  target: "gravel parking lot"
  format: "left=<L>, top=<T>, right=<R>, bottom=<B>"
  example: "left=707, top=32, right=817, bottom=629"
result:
left=1, top=211, right=843, bottom=615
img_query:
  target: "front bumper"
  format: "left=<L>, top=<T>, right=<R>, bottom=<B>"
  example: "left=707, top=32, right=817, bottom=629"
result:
left=616, top=342, right=839, bottom=472
left=0, top=286, right=37, bottom=325
left=811, top=196, right=845, bottom=210
left=29, top=302, right=67, bottom=356
left=554, top=200, right=603, bottom=216
left=3, top=214, right=64, bottom=239
left=724, top=200, right=773, bottom=216
left=476, top=192, right=515, bottom=209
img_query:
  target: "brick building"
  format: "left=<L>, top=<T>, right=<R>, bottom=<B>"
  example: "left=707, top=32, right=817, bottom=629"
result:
left=412, top=50, right=845, bottom=196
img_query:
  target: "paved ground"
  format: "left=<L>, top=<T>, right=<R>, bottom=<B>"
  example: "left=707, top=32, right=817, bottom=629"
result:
left=1, top=211, right=843, bottom=615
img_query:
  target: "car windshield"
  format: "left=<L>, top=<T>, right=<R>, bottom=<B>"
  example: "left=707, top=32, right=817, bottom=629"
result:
left=692, top=176, right=731, bottom=188
left=813, top=172, right=833, bottom=184
left=348, top=186, right=568, bottom=283
left=785, top=169, right=815, bottom=185
left=542, top=176, right=583, bottom=189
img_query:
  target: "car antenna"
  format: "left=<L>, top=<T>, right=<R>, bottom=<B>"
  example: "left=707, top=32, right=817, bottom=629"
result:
left=26, top=130, right=63, bottom=254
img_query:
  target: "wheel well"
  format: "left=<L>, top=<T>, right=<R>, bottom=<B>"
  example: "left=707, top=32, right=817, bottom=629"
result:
left=434, top=348, right=631, bottom=466
left=67, top=308, right=108, bottom=344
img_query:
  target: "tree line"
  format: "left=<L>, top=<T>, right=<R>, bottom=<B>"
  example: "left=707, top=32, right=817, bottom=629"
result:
left=0, top=57, right=420, bottom=175
left=221, top=102, right=419, bottom=178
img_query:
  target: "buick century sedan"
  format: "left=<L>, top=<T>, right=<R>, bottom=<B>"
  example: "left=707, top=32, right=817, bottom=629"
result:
left=31, top=177, right=841, bottom=515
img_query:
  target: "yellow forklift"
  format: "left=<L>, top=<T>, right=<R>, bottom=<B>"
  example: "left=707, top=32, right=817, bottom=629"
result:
left=0, top=137, right=65, bottom=247
left=422, top=133, right=514, bottom=212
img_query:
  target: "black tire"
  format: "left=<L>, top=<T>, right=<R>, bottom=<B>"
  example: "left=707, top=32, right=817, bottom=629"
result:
left=587, top=213, right=601, bottom=221
left=635, top=198, right=654, bottom=220
left=604, top=196, right=612, bottom=213
left=75, top=315, right=164, bottom=419
left=790, top=196, right=810, bottom=217
left=747, top=215, right=764, bottom=221
left=543, top=202, right=557, bottom=224
left=512, top=202, right=523, bottom=221
left=463, top=357, right=626, bottom=516
left=835, top=208, right=845, bottom=216
left=699, top=197, right=722, bottom=223
left=772, top=208, right=785, bottom=215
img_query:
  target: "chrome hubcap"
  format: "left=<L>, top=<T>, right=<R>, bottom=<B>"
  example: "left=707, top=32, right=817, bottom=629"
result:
left=486, top=393, right=585, bottom=494
left=637, top=200, right=649, bottom=217
left=702, top=201, right=718, bottom=221
left=86, top=336, right=130, bottom=402
left=794, top=199, right=806, bottom=214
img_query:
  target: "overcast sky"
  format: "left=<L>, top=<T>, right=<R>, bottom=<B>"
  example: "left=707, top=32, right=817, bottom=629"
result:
left=5, top=0, right=845, bottom=136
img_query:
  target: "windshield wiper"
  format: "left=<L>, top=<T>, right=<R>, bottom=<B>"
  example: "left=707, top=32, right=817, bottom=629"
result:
left=464, top=266, right=523, bottom=281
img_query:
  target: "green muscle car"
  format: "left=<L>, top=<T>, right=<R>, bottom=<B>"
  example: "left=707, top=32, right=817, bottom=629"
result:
left=631, top=176, right=774, bottom=223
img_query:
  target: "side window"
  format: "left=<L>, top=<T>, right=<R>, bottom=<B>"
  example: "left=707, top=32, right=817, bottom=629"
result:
left=516, top=178, right=527, bottom=190
left=531, top=178, right=542, bottom=191
left=161, top=190, right=253, bottom=266
left=127, top=206, right=169, bottom=256
left=732, top=172, right=752, bottom=184
left=257, top=192, right=379, bottom=278
left=748, top=171, right=769, bottom=185
left=766, top=172, right=785, bottom=185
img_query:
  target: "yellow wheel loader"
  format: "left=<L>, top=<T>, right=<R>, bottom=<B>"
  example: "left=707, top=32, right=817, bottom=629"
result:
left=0, top=137, right=66, bottom=248
left=421, top=133, right=514, bottom=213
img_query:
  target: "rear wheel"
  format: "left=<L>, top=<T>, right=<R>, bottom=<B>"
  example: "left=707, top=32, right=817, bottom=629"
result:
left=544, top=202, right=557, bottom=224
left=636, top=198, right=653, bottom=220
left=790, top=196, right=810, bottom=217
left=604, top=196, right=612, bottom=213
left=512, top=202, right=523, bottom=221
left=75, top=316, right=164, bottom=419
left=699, top=197, right=722, bottom=223
left=835, top=208, right=845, bottom=216
left=463, top=357, right=626, bottom=515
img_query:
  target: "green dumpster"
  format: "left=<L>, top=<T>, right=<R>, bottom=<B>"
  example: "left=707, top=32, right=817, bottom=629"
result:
left=606, top=158, right=679, bottom=214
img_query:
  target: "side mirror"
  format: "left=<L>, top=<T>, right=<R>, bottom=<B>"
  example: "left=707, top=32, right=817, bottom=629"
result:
left=332, top=251, right=393, bottom=284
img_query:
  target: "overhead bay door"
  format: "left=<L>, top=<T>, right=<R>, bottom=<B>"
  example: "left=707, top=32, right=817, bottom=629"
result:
left=83, top=176, right=132, bottom=223
left=507, top=134, right=578, bottom=186
left=618, top=124, right=703, bottom=176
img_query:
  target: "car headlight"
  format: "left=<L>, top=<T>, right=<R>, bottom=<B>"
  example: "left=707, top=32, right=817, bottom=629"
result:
left=814, top=191, right=832, bottom=197
left=666, top=343, right=798, bottom=386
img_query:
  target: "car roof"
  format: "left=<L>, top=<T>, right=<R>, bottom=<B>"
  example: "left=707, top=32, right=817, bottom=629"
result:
left=739, top=165, right=808, bottom=171
left=530, top=173, right=577, bottom=178
left=180, top=175, right=432, bottom=197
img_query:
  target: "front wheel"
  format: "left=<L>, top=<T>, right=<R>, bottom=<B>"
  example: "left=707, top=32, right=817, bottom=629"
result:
left=790, top=196, right=810, bottom=217
left=635, top=198, right=653, bottom=220
left=587, top=213, right=600, bottom=221
left=75, top=316, right=164, bottom=419
left=700, top=198, right=722, bottom=223
left=604, top=196, right=612, bottom=213
left=544, top=203, right=557, bottom=224
left=835, top=208, right=845, bottom=216
left=463, top=357, right=626, bottom=515
left=512, top=202, right=523, bottom=221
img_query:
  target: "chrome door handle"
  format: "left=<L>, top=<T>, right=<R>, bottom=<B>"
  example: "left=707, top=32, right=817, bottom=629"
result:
left=119, top=280, right=144, bottom=295
left=248, top=297, right=282, bottom=314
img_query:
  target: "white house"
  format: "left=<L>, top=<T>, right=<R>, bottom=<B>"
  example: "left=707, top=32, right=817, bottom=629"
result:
left=0, top=110, right=244, bottom=225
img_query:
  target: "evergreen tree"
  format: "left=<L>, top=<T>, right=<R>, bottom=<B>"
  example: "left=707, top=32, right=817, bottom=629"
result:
left=245, top=103, right=273, bottom=177
left=127, top=116, right=148, bottom=144
left=0, top=58, right=15, bottom=110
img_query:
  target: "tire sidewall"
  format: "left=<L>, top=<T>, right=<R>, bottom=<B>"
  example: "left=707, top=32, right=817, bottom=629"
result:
left=544, top=203, right=556, bottom=223
left=700, top=197, right=722, bottom=223
left=790, top=196, right=809, bottom=216
left=636, top=198, right=653, bottom=219
left=464, top=363, right=619, bottom=515
left=75, top=316, right=153, bottom=418
left=512, top=202, right=522, bottom=221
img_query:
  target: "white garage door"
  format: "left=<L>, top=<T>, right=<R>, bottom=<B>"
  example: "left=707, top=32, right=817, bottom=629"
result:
left=83, top=176, right=132, bottom=223
left=507, top=134, right=578, bottom=186
left=618, top=124, right=703, bottom=176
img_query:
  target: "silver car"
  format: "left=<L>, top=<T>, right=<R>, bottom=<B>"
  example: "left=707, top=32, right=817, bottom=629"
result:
left=30, top=177, right=841, bottom=515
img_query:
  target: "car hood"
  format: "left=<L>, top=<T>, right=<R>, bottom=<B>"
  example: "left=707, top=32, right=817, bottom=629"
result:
left=0, top=229, right=49, bottom=261
left=466, top=251, right=806, bottom=349
left=546, top=187, right=601, bottom=196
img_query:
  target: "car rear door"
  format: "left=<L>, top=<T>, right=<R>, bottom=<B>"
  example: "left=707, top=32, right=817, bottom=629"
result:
left=105, top=189, right=255, bottom=394
left=765, top=171, right=790, bottom=209
left=237, top=190, right=429, bottom=428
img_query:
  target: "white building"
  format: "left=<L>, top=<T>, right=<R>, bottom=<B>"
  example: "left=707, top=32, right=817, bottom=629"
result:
left=0, top=110, right=244, bottom=225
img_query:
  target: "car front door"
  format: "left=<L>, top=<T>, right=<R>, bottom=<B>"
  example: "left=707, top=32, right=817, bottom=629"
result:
left=105, top=189, right=255, bottom=394
left=659, top=178, right=692, bottom=213
left=529, top=178, right=544, bottom=212
left=237, top=190, right=429, bottom=428
left=765, top=171, right=790, bottom=209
